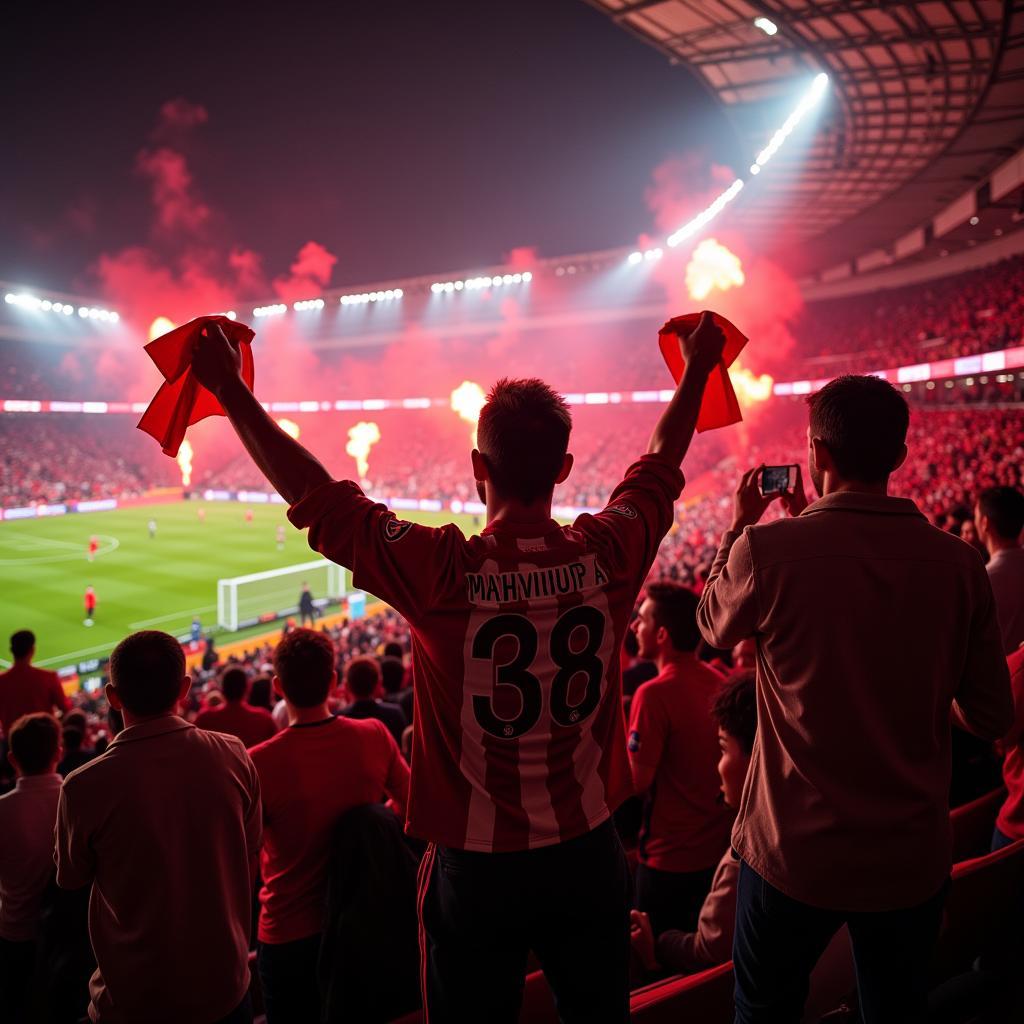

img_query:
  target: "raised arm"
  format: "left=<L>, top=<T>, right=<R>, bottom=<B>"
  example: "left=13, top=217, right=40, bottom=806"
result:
left=647, top=311, right=726, bottom=467
left=191, top=321, right=332, bottom=505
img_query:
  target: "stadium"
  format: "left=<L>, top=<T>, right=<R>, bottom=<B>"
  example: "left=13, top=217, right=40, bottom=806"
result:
left=1, top=1, right=1023, bottom=1022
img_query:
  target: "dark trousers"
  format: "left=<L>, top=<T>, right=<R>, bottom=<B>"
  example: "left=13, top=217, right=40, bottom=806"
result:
left=634, top=861, right=717, bottom=934
left=0, top=937, right=36, bottom=1024
left=258, top=933, right=321, bottom=1024
left=733, top=861, right=948, bottom=1024
left=215, top=993, right=254, bottom=1024
left=419, top=818, right=632, bottom=1024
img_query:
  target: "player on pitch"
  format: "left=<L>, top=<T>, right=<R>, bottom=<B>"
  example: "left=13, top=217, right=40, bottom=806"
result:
left=192, top=312, right=726, bottom=1023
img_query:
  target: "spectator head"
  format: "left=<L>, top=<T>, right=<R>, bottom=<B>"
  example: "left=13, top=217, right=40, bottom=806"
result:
left=806, top=375, right=909, bottom=493
left=631, top=582, right=700, bottom=660
left=712, top=671, right=757, bottom=809
left=62, top=726, right=84, bottom=753
left=10, top=630, right=35, bottom=661
left=220, top=666, right=249, bottom=703
left=204, top=690, right=225, bottom=710
left=345, top=656, right=382, bottom=700
left=248, top=675, right=273, bottom=711
left=473, top=378, right=573, bottom=506
left=273, top=628, right=336, bottom=708
left=63, top=709, right=88, bottom=733
left=107, top=631, right=188, bottom=718
left=7, top=713, right=61, bottom=776
left=383, top=641, right=403, bottom=660
left=379, top=655, right=405, bottom=696
left=975, top=486, right=1024, bottom=551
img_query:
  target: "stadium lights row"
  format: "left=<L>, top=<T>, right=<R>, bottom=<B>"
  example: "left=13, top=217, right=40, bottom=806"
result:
left=340, top=288, right=404, bottom=305
left=293, top=298, right=325, bottom=312
left=627, top=248, right=663, bottom=265
left=252, top=303, right=288, bottom=318
left=430, top=271, right=533, bottom=294
left=749, top=72, right=829, bottom=176
left=5, top=292, right=121, bottom=322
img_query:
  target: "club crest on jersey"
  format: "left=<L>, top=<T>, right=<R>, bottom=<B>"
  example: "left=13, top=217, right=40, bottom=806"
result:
left=628, top=730, right=641, bottom=753
left=382, top=517, right=414, bottom=543
left=607, top=502, right=638, bottom=519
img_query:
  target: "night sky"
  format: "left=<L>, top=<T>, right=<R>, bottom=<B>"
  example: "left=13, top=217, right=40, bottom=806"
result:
left=2, top=0, right=737, bottom=296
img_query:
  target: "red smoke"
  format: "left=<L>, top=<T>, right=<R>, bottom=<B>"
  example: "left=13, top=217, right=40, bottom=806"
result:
left=272, top=242, right=338, bottom=303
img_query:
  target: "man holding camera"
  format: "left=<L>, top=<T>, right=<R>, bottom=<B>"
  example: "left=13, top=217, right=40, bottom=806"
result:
left=697, top=374, right=1012, bottom=1024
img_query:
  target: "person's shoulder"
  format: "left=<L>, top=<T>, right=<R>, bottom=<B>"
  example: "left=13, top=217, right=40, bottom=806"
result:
left=191, top=722, right=249, bottom=761
left=247, top=726, right=289, bottom=763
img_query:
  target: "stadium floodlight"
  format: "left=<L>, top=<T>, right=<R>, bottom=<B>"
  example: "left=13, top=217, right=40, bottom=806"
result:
left=339, top=287, right=402, bottom=305
left=292, top=298, right=325, bottom=311
left=216, top=558, right=348, bottom=631
left=751, top=72, right=829, bottom=173
left=432, top=271, right=532, bottom=294
left=667, top=179, right=745, bottom=248
left=253, top=303, right=288, bottom=318
left=6, top=293, right=78, bottom=316
left=754, top=17, right=778, bottom=36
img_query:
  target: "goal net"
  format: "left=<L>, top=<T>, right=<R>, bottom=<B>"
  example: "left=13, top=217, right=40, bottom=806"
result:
left=216, top=559, right=348, bottom=632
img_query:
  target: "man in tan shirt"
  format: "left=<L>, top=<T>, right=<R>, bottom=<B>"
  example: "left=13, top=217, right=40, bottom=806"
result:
left=697, top=375, right=1012, bottom=1024
left=55, top=631, right=262, bottom=1024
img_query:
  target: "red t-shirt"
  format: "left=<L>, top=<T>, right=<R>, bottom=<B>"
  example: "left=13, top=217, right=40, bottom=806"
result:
left=194, top=701, right=278, bottom=749
left=996, top=647, right=1024, bottom=840
left=288, top=454, right=683, bottom=852
left=0, top=662, right=69, bottom=738
left=248, top=716, right=409, bottom=944
left=628, top=659, right=734, bottom=872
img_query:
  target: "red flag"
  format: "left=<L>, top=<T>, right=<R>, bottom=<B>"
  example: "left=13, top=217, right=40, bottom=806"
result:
left=137, top=315, right=255, bottom=457
left=658, top=312, right=748, bottom=432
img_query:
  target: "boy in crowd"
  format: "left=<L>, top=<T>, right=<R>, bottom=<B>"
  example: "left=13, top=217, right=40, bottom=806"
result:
left=631, top=671, right=756, bottom=974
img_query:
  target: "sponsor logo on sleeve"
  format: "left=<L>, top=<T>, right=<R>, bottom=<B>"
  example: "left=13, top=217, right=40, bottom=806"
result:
left=382, top=517, right=414, bottom=542
left=628, top=730, right=641, bottom=753
left=607, top=502, right=638, bottom=519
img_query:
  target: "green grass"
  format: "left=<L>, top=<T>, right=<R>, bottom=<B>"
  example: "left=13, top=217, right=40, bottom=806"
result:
left=0, top=502, right=480, bottom=669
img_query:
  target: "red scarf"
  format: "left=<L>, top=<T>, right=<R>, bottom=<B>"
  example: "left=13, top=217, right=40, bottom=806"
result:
left=658, top=312, right=748, bottom=432
left=137, top=315, right=255, bottom=457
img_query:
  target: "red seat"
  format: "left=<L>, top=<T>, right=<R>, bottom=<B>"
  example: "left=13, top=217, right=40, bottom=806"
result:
left=932, top=836, right=1024, bottom=982
left=949, top=786, right=1006, bottom=863
left=629, top=962, right=734, bottom=1023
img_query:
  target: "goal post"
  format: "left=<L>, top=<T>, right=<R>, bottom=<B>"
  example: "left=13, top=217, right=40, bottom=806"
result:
left=216, top=559, right=348, bottom=632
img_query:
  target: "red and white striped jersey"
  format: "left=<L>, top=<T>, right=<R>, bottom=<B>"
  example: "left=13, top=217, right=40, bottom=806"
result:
left=288, top=453, right=683, bottom=852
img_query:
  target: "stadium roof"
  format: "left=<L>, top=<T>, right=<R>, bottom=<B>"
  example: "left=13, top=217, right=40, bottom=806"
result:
left=584, top=0, right=1024, bottom=276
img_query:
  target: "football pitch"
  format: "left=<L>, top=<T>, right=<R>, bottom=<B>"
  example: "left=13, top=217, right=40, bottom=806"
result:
left=0, top=501, right=477, bottom=670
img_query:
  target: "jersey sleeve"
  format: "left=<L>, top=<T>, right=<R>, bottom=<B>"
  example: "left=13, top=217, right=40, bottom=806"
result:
left=572, top=454, right=684, bottom=588
left=55, top=781, right=94, bottom=890
left=288, top=479, right=462, bottom=622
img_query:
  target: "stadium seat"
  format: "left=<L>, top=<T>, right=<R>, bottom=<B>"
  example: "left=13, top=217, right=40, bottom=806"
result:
left=949, top=786, right=1006, bottom=863
left=931, top=837, right=1024, bottom=983
left=629, top=962, right=734, bottom=1022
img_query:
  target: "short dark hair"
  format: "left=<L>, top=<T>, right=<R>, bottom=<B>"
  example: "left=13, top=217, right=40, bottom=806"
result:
left=379, top=655, right=405, bottom=695
left=9, top=713, right=61, bottom=774
left=383, top=641, right=403, bottom=660
left=10, top=630, right=35, bottom=659
left=476, top=378, right=572, bottom=504
left=807, top=375, right=909, bottom=483
left=109, top=631, right=185, bottom=716
left=220, top=666, right=248, bottom=702
left=346, top=656, right=381, bottom=699
left=273, top=629, right=335, bottom=707
left=62, top=726, right=84, bottom=753
left=646, top=582, right=701, bottom=652
left=248, top=675, right=273, bottom=711
left=978, top=486, right=1024, bottom=542
left=712, top=671, right=757, bottom=754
